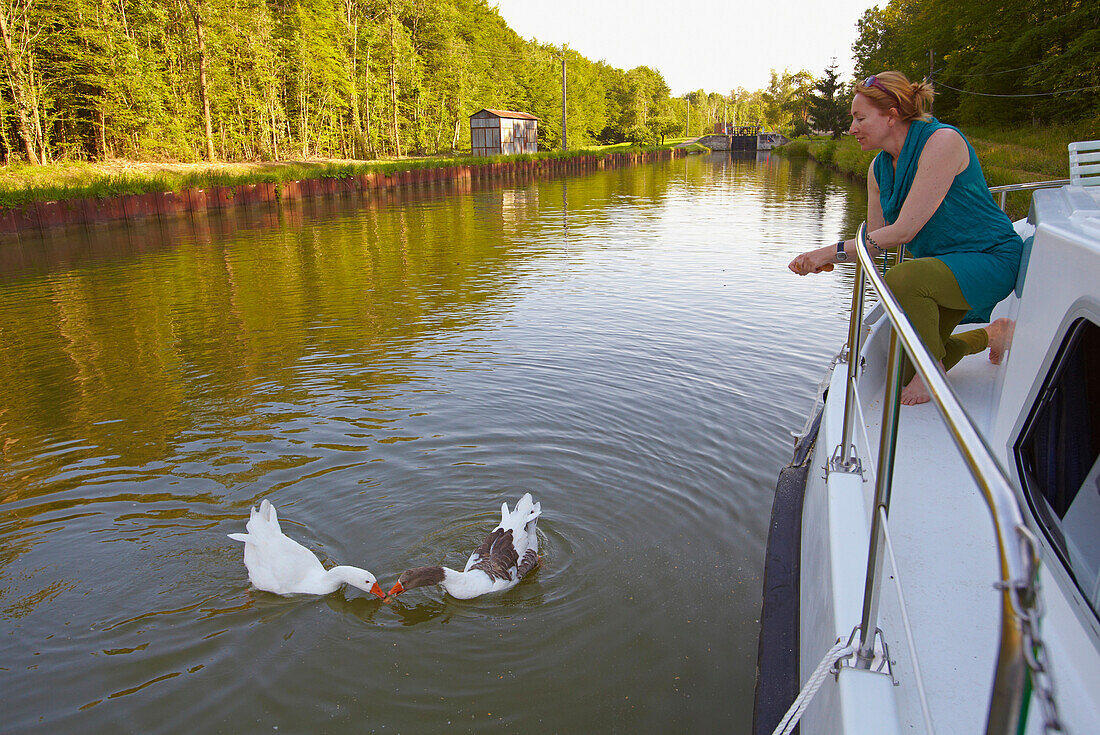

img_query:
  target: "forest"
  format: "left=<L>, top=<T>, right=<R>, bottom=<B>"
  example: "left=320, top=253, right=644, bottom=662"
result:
left=0, top=0, right=695, bottom=164
left=851, top=0, right=1098, bottom=126
left=0, top=0, right=1095, bottom=167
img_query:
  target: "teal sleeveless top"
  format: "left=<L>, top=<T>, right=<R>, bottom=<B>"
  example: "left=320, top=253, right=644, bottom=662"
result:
left=874, top=118, right=1022, bottom=323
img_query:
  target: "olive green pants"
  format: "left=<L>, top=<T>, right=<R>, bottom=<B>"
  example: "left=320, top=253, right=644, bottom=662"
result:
left=884, top=257, right=990, bottom=385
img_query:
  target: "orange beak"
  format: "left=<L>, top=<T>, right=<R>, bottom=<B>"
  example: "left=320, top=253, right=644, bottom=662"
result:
left=370, top=582, right=385, bottom=599
left=387, top=581, right=405, bottom=597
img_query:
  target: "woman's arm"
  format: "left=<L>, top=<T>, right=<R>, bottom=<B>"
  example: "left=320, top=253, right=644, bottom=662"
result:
left=788, top=130, right=967, bottom=275
left=788, top=163, right=887, bottom=275
left=867, top=162, right=885, bottom=231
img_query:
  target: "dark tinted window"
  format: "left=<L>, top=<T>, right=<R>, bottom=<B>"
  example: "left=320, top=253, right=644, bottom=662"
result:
left=1015, top=318, right=1100, bottom=615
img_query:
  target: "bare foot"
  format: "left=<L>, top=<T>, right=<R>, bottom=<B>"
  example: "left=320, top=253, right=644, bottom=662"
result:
left=987, top=318, right=1015, bottom=365
left=900, top=374, right=932, bottom=405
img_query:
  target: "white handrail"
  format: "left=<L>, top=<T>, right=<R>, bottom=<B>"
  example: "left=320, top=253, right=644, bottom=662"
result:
left=988, top=179, right=1070, bottom=210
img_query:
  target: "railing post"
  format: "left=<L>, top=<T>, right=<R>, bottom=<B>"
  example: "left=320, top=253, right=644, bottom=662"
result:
left=831, top=257, right=866, bottom=475
left=849, top=220, right=1041, bottom=733
left=856, top=323, right=904, bottom=667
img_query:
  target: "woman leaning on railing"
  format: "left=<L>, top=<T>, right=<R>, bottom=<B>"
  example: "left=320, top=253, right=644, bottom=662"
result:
left=788, top=71, right=1017, bottom=405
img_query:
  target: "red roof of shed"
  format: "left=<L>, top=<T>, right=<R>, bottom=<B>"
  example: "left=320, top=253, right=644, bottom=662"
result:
left=472, top=108, right=540, bottom=120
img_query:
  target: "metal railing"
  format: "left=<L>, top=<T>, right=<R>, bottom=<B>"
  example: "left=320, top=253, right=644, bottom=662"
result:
left=838, top=221, right=1052, bottom=735
left=989, top=179, right=1070, bottom=210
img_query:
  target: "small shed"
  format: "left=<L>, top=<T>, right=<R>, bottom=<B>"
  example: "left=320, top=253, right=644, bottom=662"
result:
left=470, top=109, right=539, bottom=156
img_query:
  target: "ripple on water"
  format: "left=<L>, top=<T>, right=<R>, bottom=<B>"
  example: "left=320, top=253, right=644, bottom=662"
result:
left=0, top=155, right=860, bottom=734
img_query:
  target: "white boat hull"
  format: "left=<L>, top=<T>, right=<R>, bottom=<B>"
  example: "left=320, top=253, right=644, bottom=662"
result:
left=757, top=182, right=1100, bottom=735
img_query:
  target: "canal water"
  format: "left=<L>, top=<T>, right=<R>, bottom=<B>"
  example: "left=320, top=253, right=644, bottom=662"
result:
left=0, top=153, right=865, bottom=733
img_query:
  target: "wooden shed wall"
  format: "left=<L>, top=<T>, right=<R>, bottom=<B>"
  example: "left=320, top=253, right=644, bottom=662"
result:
left=471, top=115, right=537, bottom=156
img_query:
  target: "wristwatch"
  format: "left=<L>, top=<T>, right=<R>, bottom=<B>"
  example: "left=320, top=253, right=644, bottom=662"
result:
left=835, top=240, right=847, bottom=261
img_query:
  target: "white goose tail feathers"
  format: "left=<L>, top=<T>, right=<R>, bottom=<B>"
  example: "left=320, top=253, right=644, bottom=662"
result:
left=227, top=498, right=281, bottom=542
left=256, top=498, right=280, bottom=528
left=517, top=492, right=540, bottom=523
left=512, top=492, right=535, bottom=517
left=499, top=490, right=536, bottom=519
left=525, top=499, right=541, bottom=530
left=512, top=493, right=541, bottom=571
left=498, top=492, right=540, bottom=536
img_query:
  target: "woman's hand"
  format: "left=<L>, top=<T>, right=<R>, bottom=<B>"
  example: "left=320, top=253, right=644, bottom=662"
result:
left=788, top=245, right=837, bottom=275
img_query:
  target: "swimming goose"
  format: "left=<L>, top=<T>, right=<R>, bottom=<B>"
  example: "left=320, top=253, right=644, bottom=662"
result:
left=228, top=499, right=385, bottom=598
left=387, top=493, right=542, bottom=600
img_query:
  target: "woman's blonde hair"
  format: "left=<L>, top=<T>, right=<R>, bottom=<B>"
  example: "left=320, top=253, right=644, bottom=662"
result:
left=854, top=71, right=934, bottom=122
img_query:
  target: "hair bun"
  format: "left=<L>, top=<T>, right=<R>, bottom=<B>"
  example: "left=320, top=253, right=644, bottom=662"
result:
left=911, top=80, right=935, bottom=119
left=857, top=71, right=935, bottom=121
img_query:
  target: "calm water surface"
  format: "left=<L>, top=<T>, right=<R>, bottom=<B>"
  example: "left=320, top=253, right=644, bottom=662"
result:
left=0, top=153, right=865, bottom=733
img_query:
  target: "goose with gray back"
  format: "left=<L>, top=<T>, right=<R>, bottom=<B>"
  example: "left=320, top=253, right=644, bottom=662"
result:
left=388, top=493, right=542, bottom=600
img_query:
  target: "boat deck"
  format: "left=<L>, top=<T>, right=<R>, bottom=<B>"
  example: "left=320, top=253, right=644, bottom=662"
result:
left=785, top=193, right=1100, bottom=735
left=857, top=337, right=1002, bottom=733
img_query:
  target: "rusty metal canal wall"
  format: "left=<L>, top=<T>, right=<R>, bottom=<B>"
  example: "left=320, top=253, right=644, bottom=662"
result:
left=0, top=149, right=687, bottom=234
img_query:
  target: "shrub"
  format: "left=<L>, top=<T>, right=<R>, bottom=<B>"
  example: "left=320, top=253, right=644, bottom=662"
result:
left=778, top=139, right=811, bottom=156
left=833, top=139, right=875, bottom=178
left=809, top=139, right=838, bottom=165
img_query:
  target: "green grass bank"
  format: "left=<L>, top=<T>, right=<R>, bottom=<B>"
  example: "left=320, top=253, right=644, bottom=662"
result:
left=774, top=122, right=1095, bottom=219
left=0, top=141, right=690, bottom=211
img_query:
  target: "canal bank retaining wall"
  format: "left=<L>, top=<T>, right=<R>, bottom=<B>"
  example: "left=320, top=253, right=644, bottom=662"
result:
left=0, top=149, right=687, bottom=234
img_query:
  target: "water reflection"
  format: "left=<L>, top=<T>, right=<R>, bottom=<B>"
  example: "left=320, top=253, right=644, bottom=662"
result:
left=0, top=154, right=866, bottom=734
left=1, top=195, right=535, bottom=490
left=324, top=592, right=390, bottom=623
left=379, top=598, right=454, bottom=626
left=562, top=179, right=569, bottom=242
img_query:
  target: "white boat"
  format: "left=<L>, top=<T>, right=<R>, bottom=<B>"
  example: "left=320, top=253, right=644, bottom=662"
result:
left=754, top=140, right=1100, bottom=735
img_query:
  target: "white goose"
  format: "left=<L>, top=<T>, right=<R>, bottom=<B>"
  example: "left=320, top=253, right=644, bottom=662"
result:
left=387, top=493, right=542, bottom=600
left=228, top=499, right=384, bottom=598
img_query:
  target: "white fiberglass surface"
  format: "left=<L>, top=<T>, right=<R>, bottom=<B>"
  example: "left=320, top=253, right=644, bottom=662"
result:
left=857, top=334, right=1003, bottom=733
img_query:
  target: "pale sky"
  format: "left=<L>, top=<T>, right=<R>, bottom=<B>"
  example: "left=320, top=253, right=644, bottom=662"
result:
left=491, top=0, right=875, bottom=95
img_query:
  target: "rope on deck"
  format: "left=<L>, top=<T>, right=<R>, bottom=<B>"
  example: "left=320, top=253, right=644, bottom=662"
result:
left=770, top=639, right=857, bottom=735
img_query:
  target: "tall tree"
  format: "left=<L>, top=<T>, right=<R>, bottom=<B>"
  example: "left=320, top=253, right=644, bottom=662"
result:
left=851, top=0, right=1099, bottom=125
left=2, top=0, right=921, bottom=163
left=0, top=0, right=42, bottom=163
left=808, top=62, right=849, bottom=139
left=761, top=68, right=814, bottom=134
left=182, top=0, right=216, bottom=161
left=384, top=0, right=403, bottom=156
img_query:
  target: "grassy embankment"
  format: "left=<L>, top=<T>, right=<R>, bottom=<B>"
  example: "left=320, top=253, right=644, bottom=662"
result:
left=775, top=122, right=1094, bottom=219
left=0, top=138, right=694, bottom=210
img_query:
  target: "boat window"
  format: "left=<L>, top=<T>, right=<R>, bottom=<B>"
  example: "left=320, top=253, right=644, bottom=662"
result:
left=1015, top=317, right=1100, bottom=616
